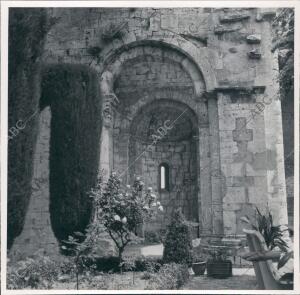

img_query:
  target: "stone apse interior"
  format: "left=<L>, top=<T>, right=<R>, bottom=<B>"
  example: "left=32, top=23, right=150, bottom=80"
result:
left=9, top=7, right=290, bottom=259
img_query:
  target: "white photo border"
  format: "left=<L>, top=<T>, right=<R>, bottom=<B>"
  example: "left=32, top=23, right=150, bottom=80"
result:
left=1, top=1, right=299, bottom=294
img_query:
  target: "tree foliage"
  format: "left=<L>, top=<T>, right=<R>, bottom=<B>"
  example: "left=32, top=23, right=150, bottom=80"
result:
left=90, top=173, right=163, bottom=264
left=272, top=8, right=294, bottom=99
left=41, top=64, right=102, bottom=244
left=8, top=8, right=52, bottom=249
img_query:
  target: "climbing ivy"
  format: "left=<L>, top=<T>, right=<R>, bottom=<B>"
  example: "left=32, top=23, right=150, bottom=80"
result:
left=272, top=8, right=294, bottom=99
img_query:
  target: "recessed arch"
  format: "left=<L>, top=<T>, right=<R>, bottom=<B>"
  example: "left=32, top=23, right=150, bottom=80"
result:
left=124, top=98, right=200, bottom=227
left=99, top=40, right=216, bottom=103
left=130, top=99, right=199, bottom=142
left=100, top=38, right=216, bottom=234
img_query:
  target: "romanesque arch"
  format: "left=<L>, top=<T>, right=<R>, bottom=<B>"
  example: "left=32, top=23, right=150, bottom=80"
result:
left=98, top=41, right=222, bottom=235
left=128, top=99, right=200, bottom=230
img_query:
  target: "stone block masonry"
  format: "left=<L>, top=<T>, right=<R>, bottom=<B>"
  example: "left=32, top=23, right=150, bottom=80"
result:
left=9, top=7, right=289, bottom=259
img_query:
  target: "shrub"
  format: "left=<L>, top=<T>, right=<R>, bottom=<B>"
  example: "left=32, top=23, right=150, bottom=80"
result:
left=144, top=231, right=161, bottom=244
left=163, top=209, right=193, bottom=265
left=59, top=259, right=76, bottom=275
left=8, top=8, right=52, bottom=249
left=158, top=228, right=167, bottom=243
left=61, top=230, right=99, bottom=290
left=90, top=173, right=163, bottom=264
left=7, top=254, right=59, bottom=289
left=42, top=64, right=102, bottom=244
left=144, top=229, right=166, bottom=244
left=146, top=263, right=189, bottom=290
left=141, top=271, right=152, bottom=280
left=80, top=273, right=109, bottom=290
left=89, top=255, right=163, bottom=273
left=140, top=257, right=162, bottom=280
left=59, top=254, right=163, bottom=275
left=92, top=256, right=120, bottom=272
left=134, top=256, right=163, bottom=272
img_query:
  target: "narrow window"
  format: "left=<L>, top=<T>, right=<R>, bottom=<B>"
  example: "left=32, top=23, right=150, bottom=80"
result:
left=159, top=163, right=169, bottom=191
left=161, top=166, right=166, bottom=189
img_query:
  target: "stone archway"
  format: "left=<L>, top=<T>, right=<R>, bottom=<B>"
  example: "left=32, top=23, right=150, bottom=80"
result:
left=100, top=41, right=222, bottom=236
left=128, top=99, right=200, bottom=232
left=99, top=42, right=210, bottom=177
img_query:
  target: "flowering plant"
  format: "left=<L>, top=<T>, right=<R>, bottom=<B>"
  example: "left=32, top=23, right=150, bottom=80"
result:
left=90, top=172, right=163, bottom=264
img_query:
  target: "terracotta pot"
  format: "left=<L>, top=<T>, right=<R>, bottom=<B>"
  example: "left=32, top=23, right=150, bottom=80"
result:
left=192, top=261, right=206, bottom=276
left=207, top=260, right=232, bottom=279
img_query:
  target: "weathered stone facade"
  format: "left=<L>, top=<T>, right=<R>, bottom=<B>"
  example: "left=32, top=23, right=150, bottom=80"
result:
left=9, top=7, right=289, bottom=259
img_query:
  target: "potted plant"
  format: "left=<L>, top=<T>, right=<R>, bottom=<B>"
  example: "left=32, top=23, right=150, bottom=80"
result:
left=192, top=253, right=207, bottom=276
left=206, top=246, right=232, bottom=279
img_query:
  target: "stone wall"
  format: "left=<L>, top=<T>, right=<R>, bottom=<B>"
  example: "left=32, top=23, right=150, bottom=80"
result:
left=112, top=50, right=200, bottom=229
left=43, top=7, right=288, bottom=233
left=9, top=7, right=290, bottom=257
left=134, top=140, right=199, bottom=231
left=217, top=91, right=268, bottom=234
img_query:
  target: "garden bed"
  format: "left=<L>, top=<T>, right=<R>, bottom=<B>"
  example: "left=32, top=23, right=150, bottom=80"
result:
left=7, top=254, right=188, bottom=290
left=53, top=272, right=147, bottom=290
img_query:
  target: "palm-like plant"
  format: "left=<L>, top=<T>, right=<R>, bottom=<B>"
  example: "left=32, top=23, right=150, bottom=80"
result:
left=241, top=207, right=294, bottom=276
left=241, top=207, right=288, bottom=251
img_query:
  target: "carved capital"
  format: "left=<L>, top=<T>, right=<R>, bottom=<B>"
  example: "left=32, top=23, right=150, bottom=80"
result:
left=200, top=91, right=217, bottom=102
left=102, top=93, right=119, bottom=127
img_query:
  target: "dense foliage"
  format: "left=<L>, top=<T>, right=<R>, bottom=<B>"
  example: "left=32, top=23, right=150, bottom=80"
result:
left=163, top=209, right=193, bottom=265
left=7, top=252, right=59, bottom=289
left=90, top=173, right=164, bottom=263
left=146, top=263, right=189, bottom=290
left=40, top=64, right=102, bottom=244
left=144, top=229, right=166, bottom=244
left=61, top=229, right=98, bottom=289
left=272, top=8, right=294, bottom=99
left=8, top=8, right=52, bottom=249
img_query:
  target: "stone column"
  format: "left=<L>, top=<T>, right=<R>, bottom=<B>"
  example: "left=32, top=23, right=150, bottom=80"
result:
left=259, top=24, right=288, bottom=227
left=99, top=127, right=111, bottom=179
left=207, top=93, right=224, bottom=235
left=99, top=70, right=119, bottom=179
left=264, top=97, right=288, bottom=226
left=198, top=124, right=212, bottom=235
left=99, top=93, right=118, bottom=179
left=9, top=107, right=60, bottom=261
left=253, top=43, right=289, bottom=226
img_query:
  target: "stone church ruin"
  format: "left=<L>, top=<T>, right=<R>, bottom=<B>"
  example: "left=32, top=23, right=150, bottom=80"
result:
left=8, top=7, right=291, bottom=260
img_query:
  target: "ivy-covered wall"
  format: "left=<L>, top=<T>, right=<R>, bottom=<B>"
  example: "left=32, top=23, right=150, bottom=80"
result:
left=41, top=64, right=102, bottom=244
left=8, top=8, right=50, bottom=249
